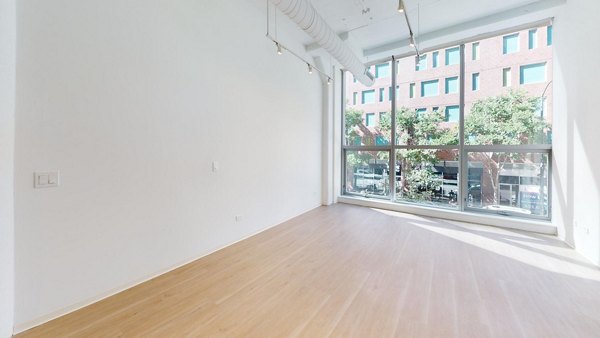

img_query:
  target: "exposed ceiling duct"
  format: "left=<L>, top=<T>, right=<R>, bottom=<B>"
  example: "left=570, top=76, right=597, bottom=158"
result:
left=269, top=0, right=375, bottom=86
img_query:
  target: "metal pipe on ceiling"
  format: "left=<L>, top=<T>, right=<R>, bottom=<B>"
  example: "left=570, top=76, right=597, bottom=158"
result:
left=268, top=0, right=375, bottom=86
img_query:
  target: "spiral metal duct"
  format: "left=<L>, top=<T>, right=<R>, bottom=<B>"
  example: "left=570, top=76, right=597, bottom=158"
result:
left=269, top=0, right=375, bottom=86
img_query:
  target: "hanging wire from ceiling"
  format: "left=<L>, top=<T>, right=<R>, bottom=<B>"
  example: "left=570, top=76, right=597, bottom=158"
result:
left=265, top=0, right=333, bottom=85
left=398, top=0, right=420, bottom=57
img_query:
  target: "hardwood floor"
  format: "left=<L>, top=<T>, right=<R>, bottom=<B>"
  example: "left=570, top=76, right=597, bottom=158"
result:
left=17, top=204, right=600, bottom=337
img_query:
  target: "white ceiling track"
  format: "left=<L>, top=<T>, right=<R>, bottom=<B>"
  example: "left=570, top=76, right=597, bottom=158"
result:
left=268, top=0, right=375, bottom=86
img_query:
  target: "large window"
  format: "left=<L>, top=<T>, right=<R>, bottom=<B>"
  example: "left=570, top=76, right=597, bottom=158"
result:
left=342, top=24, right=553, bottom=220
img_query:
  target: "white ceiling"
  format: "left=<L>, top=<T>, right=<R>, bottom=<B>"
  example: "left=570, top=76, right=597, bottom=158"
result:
left=258, top=0, right=563, bottom=65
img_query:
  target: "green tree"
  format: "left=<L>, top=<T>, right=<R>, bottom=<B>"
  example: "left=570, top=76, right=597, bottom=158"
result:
left=380, top=107, right=456, bottom=201
left=465, top=90, right=548, bottom=205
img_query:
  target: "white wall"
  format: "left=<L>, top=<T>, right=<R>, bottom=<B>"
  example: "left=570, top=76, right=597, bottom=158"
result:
left=14, top=0, right=323, bottom=330
left=552, top=0, right=600, bottom=265
left=0, top=0, right=16, bottom=335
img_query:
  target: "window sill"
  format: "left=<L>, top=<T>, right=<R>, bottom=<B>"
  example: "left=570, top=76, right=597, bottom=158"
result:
left=337, top=195, right=556, bottom=235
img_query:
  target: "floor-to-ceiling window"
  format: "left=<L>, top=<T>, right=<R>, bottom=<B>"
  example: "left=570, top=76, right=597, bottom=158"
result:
left=342, top=23, right=553, bottom=220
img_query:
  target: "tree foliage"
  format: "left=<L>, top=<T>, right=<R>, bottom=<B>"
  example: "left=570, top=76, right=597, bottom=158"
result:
left=466, top=90, right=547, bottom=145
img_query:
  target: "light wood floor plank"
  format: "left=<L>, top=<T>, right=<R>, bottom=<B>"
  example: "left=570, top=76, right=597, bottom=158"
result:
left=17, top=204, right=600, bottom=338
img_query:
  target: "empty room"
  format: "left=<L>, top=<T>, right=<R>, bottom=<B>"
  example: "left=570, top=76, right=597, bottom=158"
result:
left=1, top=0, right=600, bottom=336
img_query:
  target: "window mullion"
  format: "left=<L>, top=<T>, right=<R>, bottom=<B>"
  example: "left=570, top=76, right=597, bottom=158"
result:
left=459, top=44, right=467, bottom=212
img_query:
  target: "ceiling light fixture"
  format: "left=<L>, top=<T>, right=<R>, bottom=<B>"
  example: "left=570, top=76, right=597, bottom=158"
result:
left=308, top=63, right=313, bottom=74
left=327, top=78, right=332, bottom=85
left=399, top=1, right=420, bottom=55
left=398, top=0, right=405, bottom=13
left=276, top=42, right=283, bottom=55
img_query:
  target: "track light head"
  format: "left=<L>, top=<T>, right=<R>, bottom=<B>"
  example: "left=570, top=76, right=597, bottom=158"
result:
left=327, top=77, right=332, bottom=85
left=398, top=0, right=405, bottom=13
left=308, top=63, right=313, bottom=74
left=276, top=42, right=283, bottom=55
left=409, top=35, right=415, bottom=48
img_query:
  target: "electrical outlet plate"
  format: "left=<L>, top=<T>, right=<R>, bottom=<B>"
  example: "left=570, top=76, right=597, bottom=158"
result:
left=34, top=171, right=59, bottom=188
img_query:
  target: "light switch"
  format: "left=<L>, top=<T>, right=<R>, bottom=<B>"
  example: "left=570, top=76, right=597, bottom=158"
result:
left=212, top=161, right=219, bottom=172
left=38, top=173, right=49, bottom=186
left=34, top=171, right=59, bottom=188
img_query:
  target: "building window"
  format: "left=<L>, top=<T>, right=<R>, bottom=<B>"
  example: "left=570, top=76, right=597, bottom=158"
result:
left=503, top=33, right=519, bottom=54
left=503, top=68, right=512, bottom=87
left=445, top=105, right=460, bottom=122
left=365, top=113, right=375, bottom=127
left=375, top=63, right=390, bottom=78
left=472, top=73, right=480, bottom=91
left=352, top=92, right=358, bottom=105
left=547, top=25, right=553, bottom=46
left=445, top=77, right=458, bottom=94
left=389, top=86, right=393, bottom=101
left=416, top=54, right=427, bottom=71
left=379, top=112, right=387, bottom=121
left=421, top=80, right=439, bottom=97
left=472, top=42, right=480, bottom=60
left=528, top=29, right=538, bottom=50
left=432, top=51, right=439, bottom=68
left=520, top=63, right=546, bottom=84
left=375, top=136, right=388, bottom=145
left=445, top=47, right=460, bottom=65
left=409, top=83, right=415, bottom=98
left=362, top=90, right=376, bottom=104
left=416, top=108, right=427, bottom=116
left=379, top=88, right=385, bottom=102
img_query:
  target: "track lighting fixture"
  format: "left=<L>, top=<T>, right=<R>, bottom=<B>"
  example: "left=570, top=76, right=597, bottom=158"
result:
left=398, top=0, right=405, bottom=13
left=308, top=63, right=313, bottom=74
left=409, top=34, right=415, bottom=48
left=327, top=78, right=332, bottom=85
left=276, top=42, right=283, bottom=55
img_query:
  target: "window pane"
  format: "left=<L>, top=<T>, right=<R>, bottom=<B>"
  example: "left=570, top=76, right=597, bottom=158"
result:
left=528, top=29, right=537, bottom=49
left=362, top=90, right=376, bottom=104
left=445, top=77, right=458, bottom=94
left=472, top=73, right=480, bottom=91
left=345, top=151, right=390, bottom=197
left=344, top=67, right=392, bottom=145
left=366, top=113, right=375, bottom=127
left=472, top=42, right=480, bottom=60
left=547, top=25, right=553, bottom=46
left=432, top=51, right=439, bottom=68
left=416, top=55, right=427, bottom=71
left=445, top=47, right=460, bottom=65
left=395, top=149, right=459, bottom=209
left=503, top=68, right=512, bottom=87
left=503, top=33, right=519, bottom=54
left=396, top=45, right=460, bottom=146
left=520, top=63, right=546, bottom=84
left=466, top=25, right=552, bottom=145
left=375, top=63, right=390, bottom=78
left=466, top=152, right=549, bottom=217
left=445, top=106, right=460, bottom=122
left=421, top=80, right=439, bottom=97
